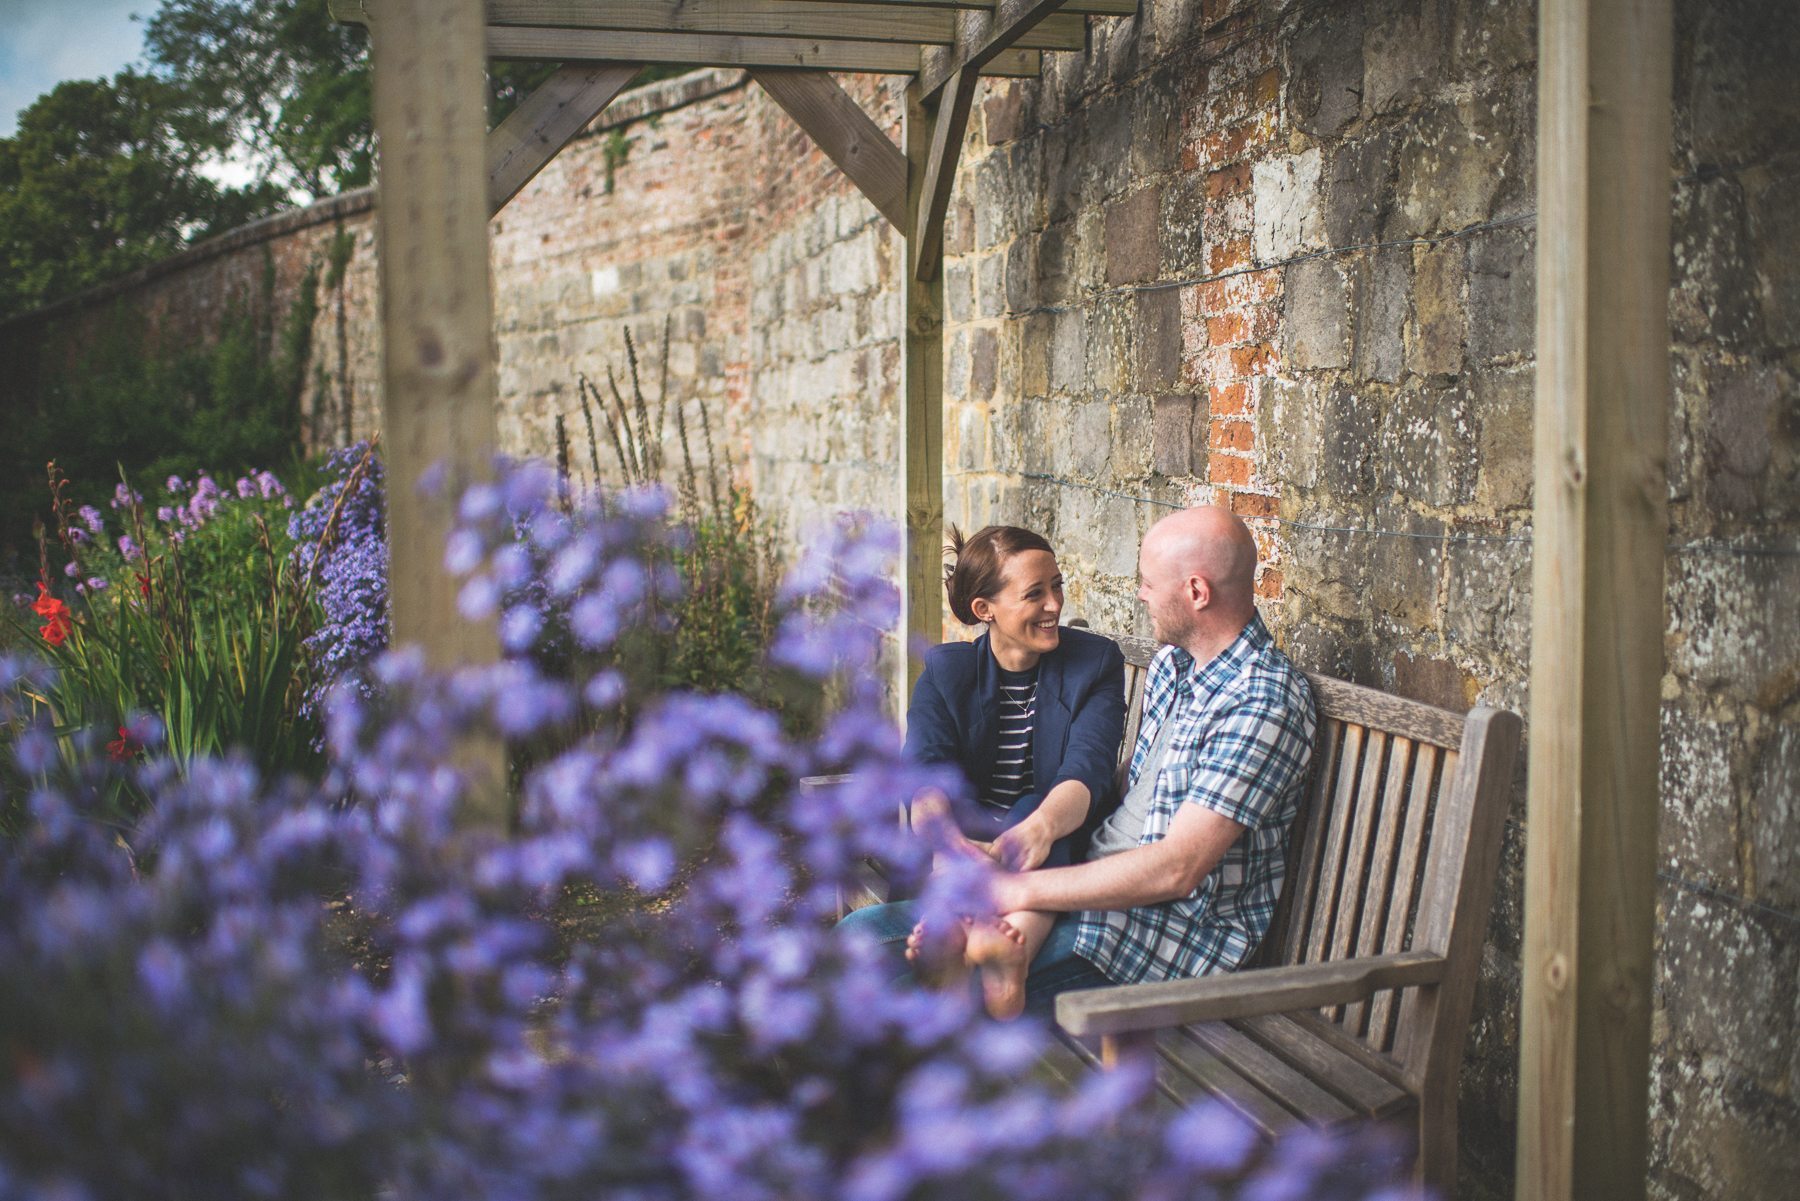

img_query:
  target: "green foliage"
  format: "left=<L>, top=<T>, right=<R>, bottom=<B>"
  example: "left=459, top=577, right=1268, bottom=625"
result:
left=0, top=71, right=284, bottom=320
left=3, top=466, right=321, bottom=831
left=0, top=253, right=320, bottom=564
left=571, top=327, right=784, bottom=704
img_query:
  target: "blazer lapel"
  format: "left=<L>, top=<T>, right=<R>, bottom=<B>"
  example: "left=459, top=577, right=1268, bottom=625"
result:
left=967, top=634, right=998, bottom=790
left=1033, top=643, right=1071, bottom=789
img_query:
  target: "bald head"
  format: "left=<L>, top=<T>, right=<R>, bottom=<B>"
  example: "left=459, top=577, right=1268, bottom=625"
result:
left=1138, top=505, right=1261, bottom=653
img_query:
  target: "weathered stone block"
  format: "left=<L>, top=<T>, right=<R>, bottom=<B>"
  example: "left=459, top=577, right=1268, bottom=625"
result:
left=970, top=328, right=998, bottom=400
left=1049, top=308, right=1088, bottom=393
left=1287, top=514, right=1380, bottom=622
left=1021, top=313, right=1054, bottom=397
left=1135, top=286, right=1183, bottom=392
left=1390, top=94, right=1510, bottom=238
left=1467, top=227, right=1533, bottom=364
left=945, top=261, right=974, bottom=325
left=1260, top=376, right=1321, bottom=490
left=1370, top=504, right=1444, bottom=631
left=1381, top=382, right=1477, bottom=506
left=1408, top=241, right=1466, bottom=378
left=1036, top=222, right=1074, bottom=305
left=1130, top=64, right=1184, bottom=179
left=982, top=80, right=1029, bottom=146
left=1287, top=4, right=1364, bottom=138
left=1353, top=248, right=1408, bottom=384
left=1253, top=148, right=1325, bottom=263
left=1390, top=648, right=1476, bottom=710
left=1361, top=0, right=1451, bottom=115
left=1283, top=257, right=1351, bottom=369
left=1324, top=129, right=1398, bottom=247
left=1284, top=615, right=1382, bottom=686
left=1321, top=386, right=1381, bottom=498
left=1659, top=703, right=1746, bottom=897
left=1743, top=159, right=1800, bottom=348
left=1472, top=368, right=1534, bottom=511
left=1153, top=394, right=1198, bottom=477
left=1665, top=549, right=1800, bottom=707
left=1062, top=399, right=1112, bottom=478
left=1106, top=187, right=1163, bottom=284
left=1158, top=172, right=1211, bottom=278
left=1108, top=394, right=1155, bottom=481
left=1658, top=888, right=1798, bottom=1089
left=1703, top=360, right=1779, bottom=519
left=1753, top=722, right=1799, bottom=911
left=1005, top=238, right=1038, bottom=313
left=1671, top=174, right=1762, bottom=349
left=977, top=253, right=1005, bottom=320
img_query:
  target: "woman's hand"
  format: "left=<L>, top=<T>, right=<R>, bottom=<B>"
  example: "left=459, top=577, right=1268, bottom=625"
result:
left=991, top=813, right=1055, bottom=873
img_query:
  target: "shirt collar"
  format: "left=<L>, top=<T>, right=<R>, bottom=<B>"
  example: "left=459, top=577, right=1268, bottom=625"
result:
left=1167, top=612, right=1271, bottom=695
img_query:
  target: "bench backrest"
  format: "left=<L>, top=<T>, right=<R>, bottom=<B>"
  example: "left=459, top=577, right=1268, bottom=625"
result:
left=1105, top=631, right=1520, bottom=1084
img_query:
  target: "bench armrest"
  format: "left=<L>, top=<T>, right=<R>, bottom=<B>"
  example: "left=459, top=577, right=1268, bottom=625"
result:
left=1055, top=950, right=1447, bottom=1037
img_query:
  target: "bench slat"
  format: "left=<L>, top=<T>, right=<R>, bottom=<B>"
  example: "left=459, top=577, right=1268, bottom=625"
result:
left=1147, top=1028, right=1293, bottom=1134
left=1234, top=1013, right=1413, bottom=1119
left=1180, top=1021, right=1358, bottom=1124
left=1344, top=734, right=1416, bottom=1038
left=1305, top=722, right=1367, bottom=966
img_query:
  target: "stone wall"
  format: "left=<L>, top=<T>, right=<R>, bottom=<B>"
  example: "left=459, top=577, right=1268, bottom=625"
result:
left=2, top=3, right=1793, bottom=1195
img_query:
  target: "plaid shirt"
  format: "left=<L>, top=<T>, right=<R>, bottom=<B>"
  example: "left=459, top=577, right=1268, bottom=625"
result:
left=1073, top=614, right=1316, bottom=984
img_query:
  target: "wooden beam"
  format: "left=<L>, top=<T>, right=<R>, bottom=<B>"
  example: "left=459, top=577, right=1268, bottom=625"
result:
left=367, top=0, right=508, bottom=827
left=784, top=0, right=1136, bottom=14
left=750, top=69, right=909, bottom=229
left=898, top=77, right=944, bottom=701
left=486, top=24, right=1041, bottom=76
left=487, top=62, right=640, bottom=214
left=917, top=0, right=1074, bottom=100
left=910, top=62, right=975, bottom=280
left=485, top=0, right=1086, bottom=51
left=1518, top=0, right=1672, bottom=1198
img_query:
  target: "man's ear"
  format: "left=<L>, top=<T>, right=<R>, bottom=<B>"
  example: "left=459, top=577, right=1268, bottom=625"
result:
left=1189, top=574, right=1212, bottom=612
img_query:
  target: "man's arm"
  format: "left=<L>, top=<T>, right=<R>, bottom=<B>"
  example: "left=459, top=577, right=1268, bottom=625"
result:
left=990, top=801, right=1246, bottom=914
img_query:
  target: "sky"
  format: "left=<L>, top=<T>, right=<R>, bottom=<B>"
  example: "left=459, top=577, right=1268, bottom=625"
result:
left=1, top=0, right=152, bottom=138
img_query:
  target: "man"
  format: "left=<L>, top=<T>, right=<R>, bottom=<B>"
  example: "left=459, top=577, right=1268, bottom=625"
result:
left=843, top=504, right=1317, bottom=1016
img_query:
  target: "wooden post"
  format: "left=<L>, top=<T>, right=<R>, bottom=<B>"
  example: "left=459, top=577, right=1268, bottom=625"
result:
left=1519, top=1, right=1671, bottom=1198
left=368, top=0, right=508, bottom=827
left=899, top=80, right=944, bottom=703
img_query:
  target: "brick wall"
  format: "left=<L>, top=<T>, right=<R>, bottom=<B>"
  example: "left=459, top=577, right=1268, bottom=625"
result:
left=3, top=4, right=1793, bottom=1195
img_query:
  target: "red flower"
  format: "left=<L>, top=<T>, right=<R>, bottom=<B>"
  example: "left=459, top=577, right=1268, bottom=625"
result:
left=107, top=726, right=141, bottom=762
left=136, top=572, right=152, bottom=599
left=32, top=583, right=72, bottom=647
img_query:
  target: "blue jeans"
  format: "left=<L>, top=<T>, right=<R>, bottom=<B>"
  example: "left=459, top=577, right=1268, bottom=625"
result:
left=836, top=901, right=1112, bottom=1018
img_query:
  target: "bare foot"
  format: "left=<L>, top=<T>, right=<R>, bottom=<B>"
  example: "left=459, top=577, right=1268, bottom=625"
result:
left=906, top=918, right=972, bottom=988
left=964, top=918, right=1030, bottom=1020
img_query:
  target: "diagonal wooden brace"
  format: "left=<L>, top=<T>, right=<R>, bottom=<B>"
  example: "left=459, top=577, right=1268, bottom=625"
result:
left=488, top=63, right=641, bottom=215
left=751, top=69, right=910, bottom=231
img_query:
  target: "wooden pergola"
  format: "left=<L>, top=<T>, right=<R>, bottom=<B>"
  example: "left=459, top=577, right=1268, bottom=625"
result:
left=336, top=2, right=1674, bottom=1198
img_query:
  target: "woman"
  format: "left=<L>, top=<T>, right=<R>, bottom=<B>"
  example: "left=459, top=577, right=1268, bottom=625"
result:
left=898, top=524, right=1126, bottom=1019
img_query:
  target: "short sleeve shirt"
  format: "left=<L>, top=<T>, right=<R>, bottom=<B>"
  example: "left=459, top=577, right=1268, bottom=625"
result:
left=1072, top=614, right=1317, bottom=984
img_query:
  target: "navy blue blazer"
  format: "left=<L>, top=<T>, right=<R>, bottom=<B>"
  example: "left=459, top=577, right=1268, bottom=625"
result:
left=903, top=625, right=1127, bottom=821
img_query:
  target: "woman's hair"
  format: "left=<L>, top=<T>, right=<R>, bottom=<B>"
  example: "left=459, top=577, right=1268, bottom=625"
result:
left=943, top=524, right=1055, bottom=626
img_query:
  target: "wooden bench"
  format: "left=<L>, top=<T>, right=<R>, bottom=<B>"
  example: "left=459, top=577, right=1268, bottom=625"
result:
left=1048, top=632, right=1521, bottom=1195
left=836, top=629, right=1520, bottom=1193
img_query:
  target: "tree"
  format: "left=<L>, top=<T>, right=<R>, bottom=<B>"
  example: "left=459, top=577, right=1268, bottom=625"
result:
left=145, top=0, right=562, bottom=203
left=144, top=0, right=375, bottom=201
left=0, top=71, right=284, bottom=319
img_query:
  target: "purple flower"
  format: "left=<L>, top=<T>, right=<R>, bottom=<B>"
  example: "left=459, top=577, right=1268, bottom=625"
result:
left=156, top=506, right=175, bottom=523
left=76, top=506, right=103, bottom=534
left=165, top=475, right=186, bottom=494
left=117, top=535, right=141, bottom=561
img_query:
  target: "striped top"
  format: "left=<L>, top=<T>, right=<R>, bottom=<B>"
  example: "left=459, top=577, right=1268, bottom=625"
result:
left=981, top=664, right=1039, bottom=812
